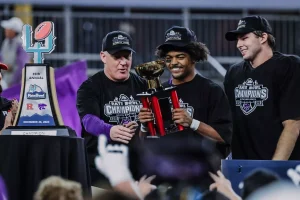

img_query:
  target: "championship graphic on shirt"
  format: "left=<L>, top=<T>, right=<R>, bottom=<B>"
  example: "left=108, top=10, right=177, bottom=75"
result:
left=104, top=94, right=142, bottom=124
left=235, top=78, right=269, bottom=115
left=168, top=97, right=194, bottom=116
left=178, top=98, right=194, bottom=117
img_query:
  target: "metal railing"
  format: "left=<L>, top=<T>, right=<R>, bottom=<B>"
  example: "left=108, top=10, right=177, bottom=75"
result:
left=0, top=7, right=299, bottom=81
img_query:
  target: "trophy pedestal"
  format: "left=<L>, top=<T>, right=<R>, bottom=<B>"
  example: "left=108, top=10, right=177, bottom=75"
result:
left=1, top=126, right=76, bottom=137
left=138, top=86, right=184, bottom=137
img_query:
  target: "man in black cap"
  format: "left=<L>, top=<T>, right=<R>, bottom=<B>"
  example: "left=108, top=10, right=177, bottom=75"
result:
left=224, top=16, right=300, bottom=160
left=138, top=26, right=232, bottom=156
left=0, top=62, right=18, bottom=134
left=76, top=31, right=146, bottom=186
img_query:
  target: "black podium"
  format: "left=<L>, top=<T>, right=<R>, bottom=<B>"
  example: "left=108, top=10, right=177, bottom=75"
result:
left=0, top=135, right=91, bottom=200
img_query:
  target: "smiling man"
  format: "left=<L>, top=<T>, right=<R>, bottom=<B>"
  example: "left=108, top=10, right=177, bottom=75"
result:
left=76, top=31, right=146, bottom=187
left=224, top=16, right=300, bottom=160
left=138, top=26, right=232, bottom=157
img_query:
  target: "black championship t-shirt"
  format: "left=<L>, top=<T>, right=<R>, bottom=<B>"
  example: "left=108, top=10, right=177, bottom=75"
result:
left=224, top=52, right=300, bottom=160
left=162, top=74, right=232, bottom=147
left=0, top=97, right=12, bottom=130
left=76, top=71, right=146, bottom=167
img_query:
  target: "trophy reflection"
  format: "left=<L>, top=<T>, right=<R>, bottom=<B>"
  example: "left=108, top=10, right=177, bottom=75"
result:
left=135, top=60, right=184, bottom=137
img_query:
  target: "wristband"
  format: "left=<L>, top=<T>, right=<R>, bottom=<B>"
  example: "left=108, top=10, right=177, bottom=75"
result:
left=141, top=123, right=149, bottom=133
left=190, top=119, right=200, bottom=131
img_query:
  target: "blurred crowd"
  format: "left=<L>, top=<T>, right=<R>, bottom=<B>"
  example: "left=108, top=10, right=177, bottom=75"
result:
left=0, top=17, right=30, bottom=90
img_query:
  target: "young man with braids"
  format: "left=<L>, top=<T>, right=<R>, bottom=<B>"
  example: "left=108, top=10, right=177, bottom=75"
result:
left=138, top=26, right=232, bottom=157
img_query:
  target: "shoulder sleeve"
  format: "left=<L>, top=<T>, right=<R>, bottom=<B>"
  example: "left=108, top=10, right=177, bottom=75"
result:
left=223, top=63, right=240, bottom=95
left=76, top=78, right=101, bottom=119
left=207, top=83, right=233, bottom=144
left=279, top=57, right=300, bottom=121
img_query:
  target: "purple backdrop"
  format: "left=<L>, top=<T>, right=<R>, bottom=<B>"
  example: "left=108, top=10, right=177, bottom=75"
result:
left=1, top=60, right=88, bottom=136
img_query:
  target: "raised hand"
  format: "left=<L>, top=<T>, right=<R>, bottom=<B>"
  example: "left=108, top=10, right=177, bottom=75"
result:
left=95, top=135, right=132, bottom=186
left=209, top=170, right=241, bottom=200
left=137, top=175, right=157, bottom=197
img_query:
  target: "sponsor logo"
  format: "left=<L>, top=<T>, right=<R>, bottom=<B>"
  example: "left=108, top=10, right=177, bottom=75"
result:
left=165, top=30, right=182, bottom=41
left=38, top=103, right=47, bottom=110
left=27, top=103, right=34, bottom=110
left=26, top=84, right=46, bottom=100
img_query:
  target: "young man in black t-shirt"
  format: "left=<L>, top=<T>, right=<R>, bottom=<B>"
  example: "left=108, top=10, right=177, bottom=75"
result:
left=138, top=26, right=232, bottom=154
left=224, top=15, right=300, bottom=160
left=76, top=31, right=146, bottom=186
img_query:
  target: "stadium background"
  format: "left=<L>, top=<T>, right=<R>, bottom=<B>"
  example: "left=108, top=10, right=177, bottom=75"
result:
left=0, top=0, right=299, bottom=86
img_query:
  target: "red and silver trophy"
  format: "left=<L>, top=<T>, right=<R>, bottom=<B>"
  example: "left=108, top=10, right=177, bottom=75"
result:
left=135, top=60, right=184, bottom=137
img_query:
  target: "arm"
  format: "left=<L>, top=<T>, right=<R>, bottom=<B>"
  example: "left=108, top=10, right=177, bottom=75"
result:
left=272, top=58, right=300, bottom=160
left=172, top=109, right=224, bottom=142
left=195, top=120, right=225, bottom=143
left=82, top=114, right=112, bottom=137
left=173, top=84, right=232, bottom=144
left=272, top=120, right=300, bottom=160
left=139, top=102, right=231, bottom=143
left=76, top=80, right=135, bottom=143
left=201, top=84, right=232, bottom=144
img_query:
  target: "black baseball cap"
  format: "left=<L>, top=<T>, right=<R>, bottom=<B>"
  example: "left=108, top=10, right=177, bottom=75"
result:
left=225, top=16, right=273, bottom=41
left=157, top=26, right=197, bottom=49
left=102, top=31, right=135, bottom=54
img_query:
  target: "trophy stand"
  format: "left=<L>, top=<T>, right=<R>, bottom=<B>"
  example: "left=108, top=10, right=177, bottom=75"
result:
left=135, top=60, right=184, bottom=137
left=2, top=21, right=74, bottom=136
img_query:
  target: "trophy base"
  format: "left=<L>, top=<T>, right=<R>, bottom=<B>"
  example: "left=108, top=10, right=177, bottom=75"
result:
left=1, top=126, right=76, bottom=137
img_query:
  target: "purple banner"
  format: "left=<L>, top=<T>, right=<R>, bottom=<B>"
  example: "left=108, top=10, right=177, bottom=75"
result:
left=2, top=60, right=88, bottom=136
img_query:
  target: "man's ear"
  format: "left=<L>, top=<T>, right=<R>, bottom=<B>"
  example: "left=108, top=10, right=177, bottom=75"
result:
left=260, top=33, right=268, bottom=45
left=100, top=51, right=106, bottom=64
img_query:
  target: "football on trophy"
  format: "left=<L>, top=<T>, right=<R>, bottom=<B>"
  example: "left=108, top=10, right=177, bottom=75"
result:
left=34, top=21, right=53, bottom=41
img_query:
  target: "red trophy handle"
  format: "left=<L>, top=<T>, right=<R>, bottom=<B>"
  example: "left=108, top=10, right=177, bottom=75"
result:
left=141, top=97, right=156, bottom=136
left=151, top=96, right=166, bottom=136
left=170, top=90, right=184, bottom=131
